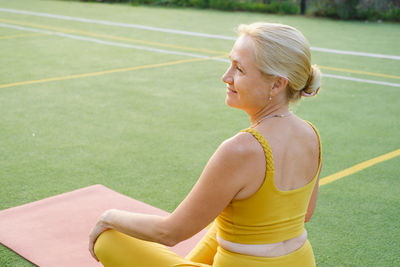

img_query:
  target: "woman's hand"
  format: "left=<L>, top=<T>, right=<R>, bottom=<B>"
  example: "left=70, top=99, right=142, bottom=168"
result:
left=88, top=210, right=112, bottom=261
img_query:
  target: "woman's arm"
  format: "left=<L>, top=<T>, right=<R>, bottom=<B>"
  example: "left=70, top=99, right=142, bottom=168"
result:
left=89, top=132, right=262, bottom=259
left=88, top=210, right=169, bottom=261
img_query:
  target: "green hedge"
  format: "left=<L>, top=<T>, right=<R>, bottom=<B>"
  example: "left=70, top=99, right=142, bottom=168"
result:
left=307, top=0, right=400, bottom=21
left=83, top=0, right=300, bottom=14
left=80, top=0, right=400, bottom=21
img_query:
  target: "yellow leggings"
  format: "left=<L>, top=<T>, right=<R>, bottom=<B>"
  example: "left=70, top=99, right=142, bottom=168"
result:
left=94, top=224, right=316, bottom=267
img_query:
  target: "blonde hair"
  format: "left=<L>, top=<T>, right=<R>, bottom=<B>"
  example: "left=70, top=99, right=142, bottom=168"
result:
left=238, top=22, right=321, bottom=102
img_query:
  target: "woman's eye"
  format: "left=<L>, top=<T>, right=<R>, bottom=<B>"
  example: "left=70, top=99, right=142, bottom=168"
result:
left=236, top=66, right=243, bottom=73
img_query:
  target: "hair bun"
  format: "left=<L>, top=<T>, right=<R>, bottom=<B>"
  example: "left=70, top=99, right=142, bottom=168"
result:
left=301, top=64, right=321, bottom=97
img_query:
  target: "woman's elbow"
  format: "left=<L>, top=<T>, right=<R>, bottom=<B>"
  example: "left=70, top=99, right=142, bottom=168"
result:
left=157, top=231, right=179, bottom=247
left=155, top=220, right=181, bottom=247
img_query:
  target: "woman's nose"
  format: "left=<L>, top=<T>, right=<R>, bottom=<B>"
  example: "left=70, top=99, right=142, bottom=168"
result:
left=222, top=70, right=233, bottom=84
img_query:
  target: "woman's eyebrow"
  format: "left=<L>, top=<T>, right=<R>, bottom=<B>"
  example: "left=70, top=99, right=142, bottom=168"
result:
left=229, top=54, right=244, bottom=68
left=229, top=53, right=238, bottom=62
left=229, top=57, right=240, bottom=65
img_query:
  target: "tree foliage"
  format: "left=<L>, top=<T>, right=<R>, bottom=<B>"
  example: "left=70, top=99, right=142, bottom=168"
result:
left=81, top=0, right=400, bottom=21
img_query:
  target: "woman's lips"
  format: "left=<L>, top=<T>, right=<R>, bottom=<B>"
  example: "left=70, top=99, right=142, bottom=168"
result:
left=227, top=87, right=237, bottom=94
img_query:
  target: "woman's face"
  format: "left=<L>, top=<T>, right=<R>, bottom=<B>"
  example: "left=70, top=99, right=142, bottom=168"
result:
left=222, top=35, right=273, bottom=114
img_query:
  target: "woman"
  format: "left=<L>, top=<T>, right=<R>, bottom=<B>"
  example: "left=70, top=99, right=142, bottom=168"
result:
left=89, top=22, right=322, bottom=267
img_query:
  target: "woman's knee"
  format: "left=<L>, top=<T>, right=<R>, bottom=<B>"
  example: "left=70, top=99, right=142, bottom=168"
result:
left=94, top=229, right=117, bottom=261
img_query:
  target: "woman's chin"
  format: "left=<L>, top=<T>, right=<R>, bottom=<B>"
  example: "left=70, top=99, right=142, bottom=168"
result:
left=225, top=97, right=240, bottom=109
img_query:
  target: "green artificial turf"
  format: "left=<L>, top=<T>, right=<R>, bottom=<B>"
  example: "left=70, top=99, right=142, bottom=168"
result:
left=0, top=0, right=399, bottom=266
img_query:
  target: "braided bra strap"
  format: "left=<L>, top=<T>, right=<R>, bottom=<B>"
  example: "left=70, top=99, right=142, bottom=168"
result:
left=240, top=128, right=274, bottom=174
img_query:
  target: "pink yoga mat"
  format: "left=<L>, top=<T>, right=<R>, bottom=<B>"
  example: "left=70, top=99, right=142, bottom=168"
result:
left=0, top=184, right=206, bottom=267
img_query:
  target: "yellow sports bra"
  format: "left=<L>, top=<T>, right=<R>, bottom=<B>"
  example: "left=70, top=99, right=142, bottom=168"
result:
left=216, top=122, right=322, bottom=244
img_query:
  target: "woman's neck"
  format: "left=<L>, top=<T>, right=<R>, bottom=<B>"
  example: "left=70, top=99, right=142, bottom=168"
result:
left=248, top=103, right=290, bottom=127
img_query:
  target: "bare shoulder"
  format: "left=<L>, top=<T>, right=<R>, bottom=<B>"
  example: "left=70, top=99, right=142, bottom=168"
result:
left=218, top=131, right=264, bottom=159
left=215, top=131, right=266, bottom=197
left=299, top=120, right=320, bottom=149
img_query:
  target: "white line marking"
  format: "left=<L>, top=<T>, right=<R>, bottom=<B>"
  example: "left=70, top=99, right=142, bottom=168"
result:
left=0, top=7, right=235, bottom=40
left=323, top=73, right=400, bottom=87
left=1, top=22, right=398, bottom=88
left=0, top=22, right=228, bottom=62
left=0, top=22, right=52, bottom=34
left=1, top=7, right=399, bottom=60
left=57, top=32, right=228, bottom=61
left=311, top=47, right=400, bottom=60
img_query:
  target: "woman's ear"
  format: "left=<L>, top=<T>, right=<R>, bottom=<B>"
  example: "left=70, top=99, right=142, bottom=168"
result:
left=270, top=77, right=288, bottom=97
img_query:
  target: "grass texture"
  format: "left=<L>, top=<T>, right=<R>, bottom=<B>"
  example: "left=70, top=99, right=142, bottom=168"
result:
left=0, top=0, right=399, bottom=266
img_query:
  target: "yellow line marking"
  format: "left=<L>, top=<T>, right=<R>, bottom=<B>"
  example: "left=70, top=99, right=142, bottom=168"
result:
left=319, top=65, right=400, bottom=80
left=3, top=18, right=398, bottom=81
left=0, top=32, right=48, bottom=40
left=81, top=30, right=226, bottom=55
left=0, top=18, right=226, bottom=55
left=320, top=148, right=400, bottom=186
left=0, top=55, right=227, bottom=89
left=0, top=18, right=75, bottom=33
